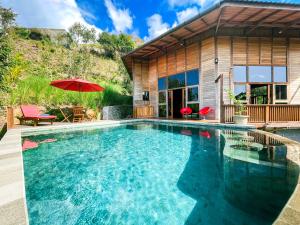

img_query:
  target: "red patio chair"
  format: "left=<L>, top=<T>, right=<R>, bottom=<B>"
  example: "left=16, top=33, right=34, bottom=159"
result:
left=20, top=105, right=57, bottom=126
left=198, top=107, right=212, bottom=120
left=180, top=107, right=192, bottom=119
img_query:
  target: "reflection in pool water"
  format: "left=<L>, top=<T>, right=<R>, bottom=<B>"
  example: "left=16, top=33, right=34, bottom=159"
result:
left=22, top=123, right=299, bottom=225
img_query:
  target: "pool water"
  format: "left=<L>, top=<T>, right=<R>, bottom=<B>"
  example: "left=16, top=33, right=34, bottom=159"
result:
left=22, top=123, right=299, bottom=225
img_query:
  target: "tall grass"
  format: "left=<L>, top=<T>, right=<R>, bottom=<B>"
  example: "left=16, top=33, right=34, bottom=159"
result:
left=7, top=75, right=132, bottom=110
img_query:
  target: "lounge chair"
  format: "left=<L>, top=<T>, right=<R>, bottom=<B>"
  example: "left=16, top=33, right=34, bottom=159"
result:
left=20, top=105, right=57, bottom=126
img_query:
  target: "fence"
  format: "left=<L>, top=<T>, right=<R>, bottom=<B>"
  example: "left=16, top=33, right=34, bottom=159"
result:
left=222, top=104, right=300, bottom=123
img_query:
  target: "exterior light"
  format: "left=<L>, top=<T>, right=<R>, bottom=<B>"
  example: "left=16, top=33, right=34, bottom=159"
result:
left=215, top=58, right=219, bottom=64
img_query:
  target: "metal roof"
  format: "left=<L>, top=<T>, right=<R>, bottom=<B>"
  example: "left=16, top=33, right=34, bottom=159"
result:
left=122, top=0, right=300, bottom=75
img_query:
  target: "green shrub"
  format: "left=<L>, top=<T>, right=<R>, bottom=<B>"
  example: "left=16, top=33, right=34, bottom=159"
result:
left=14, top=27, right=30, bottom=39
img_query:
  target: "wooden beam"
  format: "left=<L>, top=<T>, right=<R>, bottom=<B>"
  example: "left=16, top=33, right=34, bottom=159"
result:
left=201, top=18, right=209, bottom=26
left=152, top=45, right=166, bottom=53
left=246, top=9, right=282, bottom=34
left=184, top=26, right=196, bottom=34
left=159, top=39, right=173, bottom=44
left=215, top=8, right=224, bottom=34
left=232, top=8, right=265, bottom=28
left=270, top=11, right=299, bottom=24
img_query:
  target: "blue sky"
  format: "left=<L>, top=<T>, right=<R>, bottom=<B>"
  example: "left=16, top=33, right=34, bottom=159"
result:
left=2, top=0, right=300, bottom=41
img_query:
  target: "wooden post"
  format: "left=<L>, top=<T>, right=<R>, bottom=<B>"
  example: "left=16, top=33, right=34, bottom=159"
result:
left=265, top=105, right=270, bottom=124
left=6, top=107, right=14, bottom=129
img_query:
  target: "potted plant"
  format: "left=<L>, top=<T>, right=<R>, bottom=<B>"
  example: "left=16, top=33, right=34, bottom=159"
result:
left=227, top=90, right=249, bottom=125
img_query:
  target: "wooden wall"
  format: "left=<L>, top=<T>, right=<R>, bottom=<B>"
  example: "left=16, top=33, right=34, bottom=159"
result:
left=232, top=37, right=287, bottom=65
left=201, top=37, right=217, bottom=119
left=289, top=38, right=300, bottom=104
left=132, top=35, right=300, bottom=119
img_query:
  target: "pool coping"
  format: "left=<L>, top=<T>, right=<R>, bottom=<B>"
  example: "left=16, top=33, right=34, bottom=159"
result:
left=0, top=119, right=299, bottom=225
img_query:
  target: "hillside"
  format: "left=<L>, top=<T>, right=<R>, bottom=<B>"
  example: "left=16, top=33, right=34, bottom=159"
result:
left=0, top=26, right=140, bottom=125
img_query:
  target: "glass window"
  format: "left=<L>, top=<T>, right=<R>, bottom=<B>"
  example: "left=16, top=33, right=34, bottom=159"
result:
left=159, top=91, right=166, bottom=104
left=233, top=66, right=247, bottom=82
left=187, top=87, right=198, bottom=102
left=168, top=73, right=185, bottom=89
left=275, top=85, right=287, bottom=100
left=158, top=78, right=167, bottom=91
left=186, top=70, right=199, bottom=86
left=234, top=85, right=247, bottom=101
left=187, top=103, right=199, bottom=113
left=249, top=66, right=272, bottom=82
left=159, top=105, right=167, bottom=117
left=274, top=66, right=287, bottom=82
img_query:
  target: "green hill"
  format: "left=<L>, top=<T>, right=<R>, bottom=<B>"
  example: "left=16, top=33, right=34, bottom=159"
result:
left=0, top=27, right=137, bottom=111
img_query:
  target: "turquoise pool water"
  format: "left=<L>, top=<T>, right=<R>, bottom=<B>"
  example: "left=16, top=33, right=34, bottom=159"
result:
left=22, top=123, right=299, bottom=225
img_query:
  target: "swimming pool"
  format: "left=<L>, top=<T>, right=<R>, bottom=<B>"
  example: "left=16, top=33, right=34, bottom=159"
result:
left=22, top=122, right=299, bottom=225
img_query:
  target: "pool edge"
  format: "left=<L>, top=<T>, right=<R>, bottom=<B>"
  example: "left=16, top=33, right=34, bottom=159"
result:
left=1, top=120, right=299, bottom=225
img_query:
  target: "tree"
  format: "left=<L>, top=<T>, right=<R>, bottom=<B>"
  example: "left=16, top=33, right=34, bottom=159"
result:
left=97, top=32, right=135, bottom=59
left=68, top=22, right=96, bottom=44
left=0, top=6, right=16, bottom=35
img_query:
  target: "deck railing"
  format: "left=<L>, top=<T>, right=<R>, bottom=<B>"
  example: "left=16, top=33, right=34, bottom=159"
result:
left=222, top=104, right=300, bottom=123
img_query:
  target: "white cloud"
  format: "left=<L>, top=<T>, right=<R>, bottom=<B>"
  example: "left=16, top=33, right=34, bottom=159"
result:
left=176, top=7, right=199, bottom=24
left=104, top=0, right=133, bottom=33
left=168, top=0, right=207, bottom=7
left=144, top=14, right=170, bottom=41
left=1, top=0, right=102, bottom=33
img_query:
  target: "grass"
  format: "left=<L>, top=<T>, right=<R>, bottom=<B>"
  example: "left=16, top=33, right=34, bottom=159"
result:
left=5, top=75, right=132, bottom=110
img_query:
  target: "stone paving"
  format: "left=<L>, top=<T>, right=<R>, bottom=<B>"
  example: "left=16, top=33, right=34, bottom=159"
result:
left=0, top=129, right=28, bottom=225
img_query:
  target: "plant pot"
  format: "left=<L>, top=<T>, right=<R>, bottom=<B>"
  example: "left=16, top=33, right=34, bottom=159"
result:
left=233, top=115, right=249, bottom=125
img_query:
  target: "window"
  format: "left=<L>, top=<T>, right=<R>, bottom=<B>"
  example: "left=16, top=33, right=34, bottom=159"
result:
left=186, top=70, right=199, bottom=86
left=249, top=66, right=272, bottom=82
left=158, top=78, right=167, bottom=91
left=233, top=66, right=247, bottom=82
left=159, top=105, right=167, bottom=117
left=187, top=86, right=198, bottom=102
left=168, top=73, right=185, bottom=89
left=187, top=103, right=199, bottom=113
left=159, top=91, right=166, bottom=104
left=275, top=85, right=287, bottom=100
left=274, top=66, right=287, bottom=83
left=234, top=85, right=247, bottom=101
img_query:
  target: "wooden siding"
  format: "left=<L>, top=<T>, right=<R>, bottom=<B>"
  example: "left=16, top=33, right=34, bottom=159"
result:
left=149, top=58, right=158, bottom=116
left=158, top=55, right=167, bottom=77
left=247, top=37, right=260, bottom=65
left=167, top=50, right=176, bottom=75
left=186, top=43, right=200, bottom=70
left=201, top=37, right=216, bottom=119
left=260, top=38, right=272, bottom=65
left=217, top=37, right=231, bottom=105
left=232, top=37, right=288, bottom=65
left=232, top=37, right=247, bottom=64
left=142, top=63, right=149, bottom=90
left=289, top=38, right=300, bottom=104
left=133, top=63, right=143, bottom=103
left=176, top=48, right=186, bottom=73
left=273, top=38, right=287, bottom=65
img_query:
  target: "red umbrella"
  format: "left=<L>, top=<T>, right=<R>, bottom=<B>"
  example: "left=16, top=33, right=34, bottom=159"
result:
left=50, top=78, right=104, bottom=92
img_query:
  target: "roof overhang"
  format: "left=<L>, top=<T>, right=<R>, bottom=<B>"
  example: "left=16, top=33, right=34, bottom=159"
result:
left=123, top=0, right=300, bottom=76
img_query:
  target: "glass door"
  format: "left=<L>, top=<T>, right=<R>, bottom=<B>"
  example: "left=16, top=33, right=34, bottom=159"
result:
left=250, top=84, right=271, bottom=104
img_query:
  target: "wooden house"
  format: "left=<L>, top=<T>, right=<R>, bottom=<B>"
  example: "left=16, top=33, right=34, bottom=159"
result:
left=122, top=0, right=300, bottom=123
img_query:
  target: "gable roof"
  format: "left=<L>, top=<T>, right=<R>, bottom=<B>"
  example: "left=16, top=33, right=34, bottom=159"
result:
left=123, top=0, right=300, bottom=76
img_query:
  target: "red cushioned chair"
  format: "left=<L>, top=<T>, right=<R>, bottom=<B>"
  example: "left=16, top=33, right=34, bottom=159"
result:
left=198, top=107, right=212, bottom=120
left=180, top=107, right=192, bottom=120
left=20, top=105, right=57, bottom=126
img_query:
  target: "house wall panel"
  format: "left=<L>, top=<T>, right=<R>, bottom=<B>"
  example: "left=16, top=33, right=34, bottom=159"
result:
left=247, top=37, right=260, bottom=65
left=233, top=37, right=247, bottom=65
left=149, top=59, right=158, bottom=116
left=176, top=47, right=186, bottom=73
left=289, top=38, right=300, bottom=104
left=167, top=51, right=176, bottom=75
left=133, top=63, right=143, bottom=105
left=201, top=37, right=216, bottom=119
left=260, top=38, right=272, bottom=65
left=186, top=43, right=200, bottom=70
left=273, top=38, right=287, bottom=65
left=158, top=55, right=167, bottom=77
